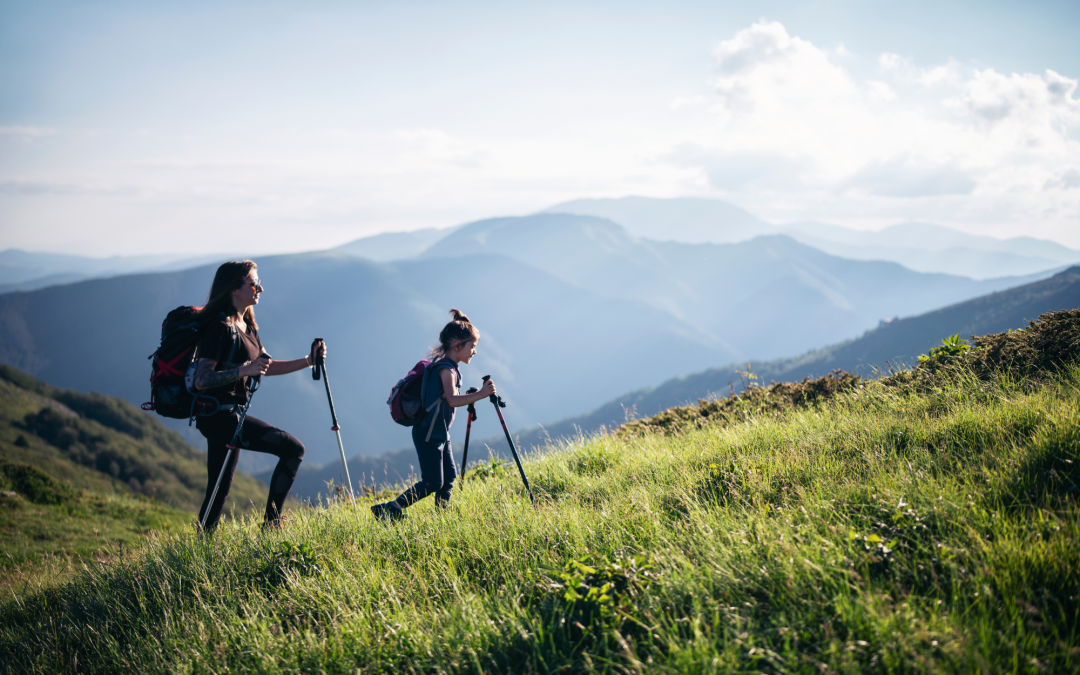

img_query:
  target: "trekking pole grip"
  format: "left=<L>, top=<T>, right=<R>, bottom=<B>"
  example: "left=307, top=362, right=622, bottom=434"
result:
left=466, top=387, right=478, bottom=420
left=482, top=375, right=506, bottom=408
left=310, top=338, right=324, bottom=380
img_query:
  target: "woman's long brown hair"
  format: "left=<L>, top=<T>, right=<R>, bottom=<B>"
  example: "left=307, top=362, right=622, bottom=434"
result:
left=199, top=260, right=258, bottom=330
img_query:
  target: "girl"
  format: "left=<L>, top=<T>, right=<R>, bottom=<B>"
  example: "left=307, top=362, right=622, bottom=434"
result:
left=371, top=309, right=495, bottom=520
left=193, top=260, right=326, bottom=531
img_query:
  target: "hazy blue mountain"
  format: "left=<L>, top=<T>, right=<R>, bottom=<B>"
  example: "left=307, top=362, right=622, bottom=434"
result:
left=526, top=264, right=1080, bottom=446
left=424, top=214, right=704, bottom=323
left=335, top=228, right=455, bottom=261
left=0, top=249, right=230, bottom=292
left=543, top=197, right=1079, bottom=279
left=779, top=221, right=1080, bottom=279
left=0, top=251, right=733, bottom=470
left=422, top=213, right=1047, bottom=359
left=856, top=222, right=1080, bottom=261
left=542, top=196, right=774, bottom=243
left=0, top=273, right=89, bottom=294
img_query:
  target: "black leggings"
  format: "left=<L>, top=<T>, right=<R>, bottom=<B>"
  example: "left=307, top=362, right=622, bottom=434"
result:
left=196, top=412, right=305, bottom=530
left=395, top=424, right=457, bottom=508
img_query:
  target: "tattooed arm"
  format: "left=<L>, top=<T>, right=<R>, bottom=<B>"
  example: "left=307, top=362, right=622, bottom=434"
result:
left=193, top=356, right=270, bottom=390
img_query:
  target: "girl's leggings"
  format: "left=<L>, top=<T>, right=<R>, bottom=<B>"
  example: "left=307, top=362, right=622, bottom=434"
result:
left=196, top=412, right=305, bottom=530
left=396, top=424, right=457, bottom=508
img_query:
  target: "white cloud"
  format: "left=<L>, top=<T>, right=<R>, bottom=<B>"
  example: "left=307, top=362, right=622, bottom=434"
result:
left=867, top=81, right=898, bottom=102
left=670, top=95, right=705, bottom=111
left=842, top=155, right=977, bottom=198
left=1045, top=169, right=1080, bottom=190
left=2, top=19, right=1077, bottom=255
left=667, top=21, right=1080, bottom=242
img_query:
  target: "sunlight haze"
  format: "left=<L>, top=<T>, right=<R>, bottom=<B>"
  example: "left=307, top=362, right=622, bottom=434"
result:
left=1, top=0, right=1078, bottom=256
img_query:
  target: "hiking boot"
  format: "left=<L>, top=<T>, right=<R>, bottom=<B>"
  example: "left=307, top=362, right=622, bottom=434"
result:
left=370, top=500, right=407, bottom=522
left=261, top=513, right=291, bottom=532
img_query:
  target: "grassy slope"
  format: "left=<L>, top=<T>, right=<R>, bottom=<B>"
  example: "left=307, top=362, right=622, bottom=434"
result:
left=0, top=461, right=192, bottom=579
left=0, top=366, right=267, bottom=579
left=0, top=314, right=1078, bottom=673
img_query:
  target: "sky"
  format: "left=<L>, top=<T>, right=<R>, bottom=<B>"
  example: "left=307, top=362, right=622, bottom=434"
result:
left=1, top=0, right=1078, bottom=256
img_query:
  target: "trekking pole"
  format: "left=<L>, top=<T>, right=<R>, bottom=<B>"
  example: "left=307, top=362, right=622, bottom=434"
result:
left=311, top=338, right=362, bottom=526
left=459, top=387, right=478, bottom=480
left=482, top=375, right=536, bottom=505
left=200, top=375, right=260, bottom=531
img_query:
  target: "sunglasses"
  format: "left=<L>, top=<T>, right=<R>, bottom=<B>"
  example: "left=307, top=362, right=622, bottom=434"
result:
left=245, top=281, right=264, bottom=293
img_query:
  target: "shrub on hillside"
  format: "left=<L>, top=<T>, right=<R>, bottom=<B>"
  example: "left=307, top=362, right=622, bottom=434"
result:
left=618, top=370, right=861, bottom=437
left=0, top=459, right=76, bottom=505
left=622, top=308, right=1080, bottom=438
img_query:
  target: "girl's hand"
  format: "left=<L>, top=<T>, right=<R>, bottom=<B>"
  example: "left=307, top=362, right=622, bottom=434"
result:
left=240, top=355, right=271, bottom=378
left=480, top=378, right=496, bottom=398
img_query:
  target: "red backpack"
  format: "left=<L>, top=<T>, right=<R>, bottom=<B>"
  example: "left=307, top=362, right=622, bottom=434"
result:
left=141, top=307, right=236, bottom=420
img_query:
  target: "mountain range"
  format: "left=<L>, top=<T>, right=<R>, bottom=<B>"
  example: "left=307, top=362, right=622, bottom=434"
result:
left=2, top=200, right=1074, bottom=472
left=7, top=197, right=1077, bottom=294
left=544, top=197, right=1080, bottom=279
left=417, top=213, right=1048, bottom=359
left=0, top=250, right=731, bottom=471
left=0, top=249, right=230, bottom=294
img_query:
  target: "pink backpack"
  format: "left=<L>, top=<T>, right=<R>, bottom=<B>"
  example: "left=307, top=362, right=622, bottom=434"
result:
left=387, top=360, right=432, bottom=426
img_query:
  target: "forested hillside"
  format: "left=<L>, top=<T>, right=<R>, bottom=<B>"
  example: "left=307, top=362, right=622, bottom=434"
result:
left=0, top=365, right=265, bottom=577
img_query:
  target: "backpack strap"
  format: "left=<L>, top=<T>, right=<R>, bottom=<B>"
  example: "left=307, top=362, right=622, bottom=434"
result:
left=225, top=320, right=240, bottom=367
left=424, top=398, right=442, bottom=442
left=421, top=358, right=455, bottom=443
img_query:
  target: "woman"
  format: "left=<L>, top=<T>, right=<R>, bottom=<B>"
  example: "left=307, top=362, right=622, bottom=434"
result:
left=193, top=260, right=325, bottom=531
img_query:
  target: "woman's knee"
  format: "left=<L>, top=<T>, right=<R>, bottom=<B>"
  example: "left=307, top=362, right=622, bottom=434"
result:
left=289, top=437, right=305, bottom=461
left=272, top=431, right=305, bottom=462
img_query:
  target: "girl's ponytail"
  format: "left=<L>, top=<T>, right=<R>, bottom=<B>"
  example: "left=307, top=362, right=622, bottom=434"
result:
left=430, top=308, right=480, bottom=359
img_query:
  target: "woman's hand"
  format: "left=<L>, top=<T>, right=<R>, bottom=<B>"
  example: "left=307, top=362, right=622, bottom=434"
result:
left=240, top=355, right=271, bottom=378
left=311, top=339, right=326, bottom=365
left=480, top=378, right=496, bottom=398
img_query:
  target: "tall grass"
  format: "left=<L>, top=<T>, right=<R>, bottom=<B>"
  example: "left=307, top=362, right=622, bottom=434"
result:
left=1, top=363, right=1077, bottom=673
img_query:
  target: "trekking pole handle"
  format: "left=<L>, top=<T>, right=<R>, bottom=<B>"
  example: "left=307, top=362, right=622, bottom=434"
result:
left=310, top=338, right=324, bottom=380
left=481, top=375, right=506, bottom=408
left=466, top=387, right=478, bottom=420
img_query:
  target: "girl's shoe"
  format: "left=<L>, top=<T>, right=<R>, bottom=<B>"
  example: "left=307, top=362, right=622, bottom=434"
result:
left=370, top=501, right=407, bottom=522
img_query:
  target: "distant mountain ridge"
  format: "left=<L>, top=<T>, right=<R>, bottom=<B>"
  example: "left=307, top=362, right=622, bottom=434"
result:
left=521, top=264, right=1080, bottom=448
left=335, top=228, right=455, bottom=262
left=419, top=212, right=1049, bottom=359
left=543, top=196, right=769, bottom=244
left=541, top=197, right=1080, bottom=279
left=0, top=251, right=733, bottom=470
left=778, top=221, right=1079, bottom=279
left=0, top=249, right=231, bottom=294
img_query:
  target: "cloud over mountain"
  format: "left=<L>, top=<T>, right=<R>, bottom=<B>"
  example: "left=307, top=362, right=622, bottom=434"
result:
left=1, top=10, right=1076, bottom=254
left=668, top=21, right=1079, bottom=241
